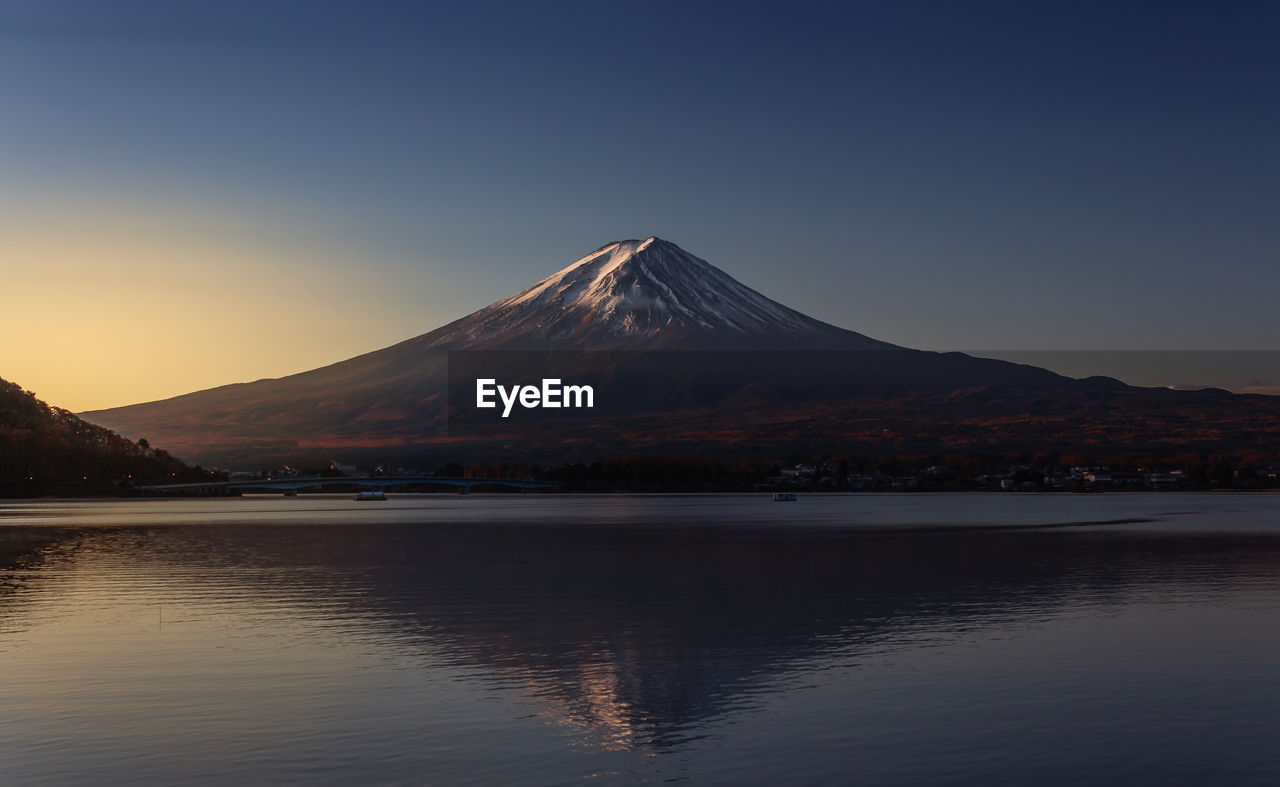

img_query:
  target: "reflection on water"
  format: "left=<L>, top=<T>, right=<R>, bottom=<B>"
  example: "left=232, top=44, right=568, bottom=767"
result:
left=3, top=495, right=1280, bottom=784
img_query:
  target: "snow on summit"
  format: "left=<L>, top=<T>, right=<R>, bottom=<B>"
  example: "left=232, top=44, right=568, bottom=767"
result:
left=425, top=237, right=896, bottom=350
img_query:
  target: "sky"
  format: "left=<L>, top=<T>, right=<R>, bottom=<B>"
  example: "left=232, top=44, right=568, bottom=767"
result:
left=2, top=0, right=1278, bottom=411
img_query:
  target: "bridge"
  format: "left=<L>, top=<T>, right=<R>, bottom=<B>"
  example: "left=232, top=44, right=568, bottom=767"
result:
left=137, top=475, right=564, bottom=495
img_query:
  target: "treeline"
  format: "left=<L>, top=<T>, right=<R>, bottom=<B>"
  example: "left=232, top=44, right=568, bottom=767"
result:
left=429, top=450, right=1280, bottom=492
left=819, top=450, right=1280, bottom=477
left=0, top=377, right=215, bottom=496
left=439, top=457, right=782, bottom=492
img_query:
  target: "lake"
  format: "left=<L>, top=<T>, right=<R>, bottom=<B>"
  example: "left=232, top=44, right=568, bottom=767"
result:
left=3, top=493, right=1280, bottom=784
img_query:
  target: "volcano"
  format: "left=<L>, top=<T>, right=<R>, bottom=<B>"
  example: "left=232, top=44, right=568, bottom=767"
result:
left=421, top=237, right=895, bottom=350
left=82, top=237, right=1280, bottom=466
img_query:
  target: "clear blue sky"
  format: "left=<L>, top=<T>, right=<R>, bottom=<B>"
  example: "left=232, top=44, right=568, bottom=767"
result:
left=2, top=0, right=1278, bottom=409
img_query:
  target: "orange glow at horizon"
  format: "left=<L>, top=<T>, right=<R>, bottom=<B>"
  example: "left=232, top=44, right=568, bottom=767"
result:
left=0, top=201, right=456, bottom=413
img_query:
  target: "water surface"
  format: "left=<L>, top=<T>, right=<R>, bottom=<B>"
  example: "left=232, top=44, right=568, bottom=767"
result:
left=3, top=493, right=1280, bottom=784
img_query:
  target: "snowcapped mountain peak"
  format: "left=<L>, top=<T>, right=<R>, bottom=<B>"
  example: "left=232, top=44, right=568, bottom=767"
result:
left=525, top=237, right=661, bottom=296
left=533, top=236, right=703, bottom=287
left=426, top=237, right=896, bottom=350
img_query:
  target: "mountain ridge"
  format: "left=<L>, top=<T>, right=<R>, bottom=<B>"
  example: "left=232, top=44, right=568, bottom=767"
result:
left=408, top=236, right=897, bottom=351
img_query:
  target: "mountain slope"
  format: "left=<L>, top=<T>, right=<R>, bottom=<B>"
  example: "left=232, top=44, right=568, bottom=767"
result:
left=419, top=237, right=896, bottom=350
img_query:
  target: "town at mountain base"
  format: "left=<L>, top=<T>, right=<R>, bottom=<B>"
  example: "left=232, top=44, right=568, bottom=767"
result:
left=80, top=237, right=1280, bottom=469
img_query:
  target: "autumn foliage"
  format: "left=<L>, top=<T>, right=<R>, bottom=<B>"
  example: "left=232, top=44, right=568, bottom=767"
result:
left=0, top=377, right=212, bottom=496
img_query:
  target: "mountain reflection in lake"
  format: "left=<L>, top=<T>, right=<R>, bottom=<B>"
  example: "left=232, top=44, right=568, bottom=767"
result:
left=3, top=494, right=1280, bottom=785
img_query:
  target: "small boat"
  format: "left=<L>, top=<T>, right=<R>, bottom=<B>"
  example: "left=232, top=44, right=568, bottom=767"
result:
left=354, top=490, right=387, bottom=501
left=772, top=492, right=797, bottom=502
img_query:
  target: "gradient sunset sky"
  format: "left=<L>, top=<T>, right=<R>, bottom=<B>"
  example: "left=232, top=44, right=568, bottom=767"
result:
left=3, top=0, right=1278, bottom=411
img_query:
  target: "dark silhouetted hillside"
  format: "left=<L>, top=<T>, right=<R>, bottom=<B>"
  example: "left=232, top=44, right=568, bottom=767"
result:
left=0, top=377, right=213, bottom=496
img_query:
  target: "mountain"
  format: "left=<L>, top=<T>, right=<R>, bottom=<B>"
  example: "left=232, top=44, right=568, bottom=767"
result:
left=0, top=376, right=210, bottom=495
left=79, top=237, right=1280, bottom=467
left=420, top=237, right=895, bottom=350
